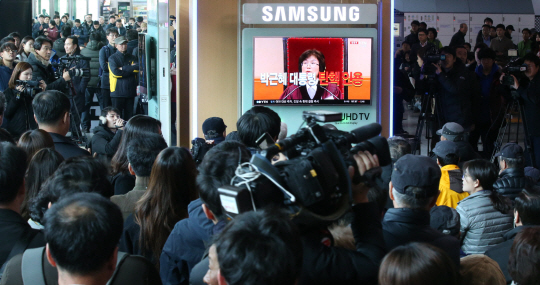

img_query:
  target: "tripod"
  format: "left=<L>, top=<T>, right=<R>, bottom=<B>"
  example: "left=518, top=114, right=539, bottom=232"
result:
left=66, top=80, right=87, bottom=145
left=490, top=91, right=534, bottom=166
left=412, top=79, right=441, bottom=155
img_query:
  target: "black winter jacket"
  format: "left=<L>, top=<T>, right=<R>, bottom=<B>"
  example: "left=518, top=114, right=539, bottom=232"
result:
left=80, top=40, right=104, bottom=88
left=517, top=72, right=540, bottom=136
left=109, top=50, right=139, bottom=98
left=3, top=87, right=37, bottom=139
left=493, top=168, right=534, bottom=200
left=382, top=208, right=460, bottom=267
left=25, top=52, right=68, bottom=93
left=89, top=125, right=122, bottom=158
left=436, top=61, right=481, bottom=129
left=53, top=37, right=67, bottom=58
left=62, top=50, right=90, bottom=97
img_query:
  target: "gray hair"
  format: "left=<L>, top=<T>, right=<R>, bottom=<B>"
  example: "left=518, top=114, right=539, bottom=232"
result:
left=392, top=187, right=437, bottom=210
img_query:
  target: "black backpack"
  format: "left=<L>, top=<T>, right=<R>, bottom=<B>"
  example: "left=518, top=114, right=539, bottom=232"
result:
left=191, top=138, right=214, bottom=165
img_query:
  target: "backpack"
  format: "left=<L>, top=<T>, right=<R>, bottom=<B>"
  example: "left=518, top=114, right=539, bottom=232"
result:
left=191, top=138, right=214, bottom=165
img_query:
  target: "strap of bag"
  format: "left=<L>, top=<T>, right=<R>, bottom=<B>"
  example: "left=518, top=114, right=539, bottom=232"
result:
left=106, top=252, right=129, bottom=285
left=0, top=229, right=39, bottom=279
left=21, top=247, right=46, bottom=285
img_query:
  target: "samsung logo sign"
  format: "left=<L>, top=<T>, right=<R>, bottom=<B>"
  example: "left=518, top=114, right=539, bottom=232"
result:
left=243, top=4, right=377, bottom=25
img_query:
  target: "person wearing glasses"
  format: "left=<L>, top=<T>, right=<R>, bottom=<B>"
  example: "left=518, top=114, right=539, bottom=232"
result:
left=280, top=49, right=343, bottom=100
left=0, top=42, right=18, bottom=92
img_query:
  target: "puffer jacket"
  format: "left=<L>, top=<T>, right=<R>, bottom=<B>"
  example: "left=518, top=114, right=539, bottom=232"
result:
left=493, top=168, right=534, bottom=201
left=456, top=190, right=513, bottom=255
left=53, top=37, right=67, bottom=58
left=80, top=40, right=104, bottom=88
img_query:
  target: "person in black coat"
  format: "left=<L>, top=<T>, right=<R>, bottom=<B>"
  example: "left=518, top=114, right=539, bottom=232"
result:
left=3, top=62, right=43, bottom=139
left=384, top=154, right=460, bottom=267
left=109, top=36, right=139, bottom=121
left=126, top=29, right=139, bottom=55
left=26, top=37, right=71, bottom=93
left=89, top=107, right=124, bottom=159
left=493, top=143, right=534, bottom=200
left=449, top=23, right=468, bottom=48
left=404, top=20, right=420, bottom=46
left=99, top=28, right=119, bottom=110
left=485, top=188, right=540, bottom=284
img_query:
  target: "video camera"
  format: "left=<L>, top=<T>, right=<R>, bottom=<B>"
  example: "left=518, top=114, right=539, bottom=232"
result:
left=52, top=55, right=91, bottom=80
left=217, top=111, right=391, bottom=226
left=501, top=56, right=527, bottom=87
left=422, top=46, right=446, bottom=78
left=15, top=80, right=41, bottom=98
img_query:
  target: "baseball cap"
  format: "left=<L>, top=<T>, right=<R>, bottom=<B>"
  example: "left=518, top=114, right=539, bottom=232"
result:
left=494, top=143, right=523, bottom=159
left=114, top=36, right=128, bottom=45
left=430, top=205, right=460, bottom=236
left=391, top=154, right=441, bottom=198
left=436, top=122, right=464, bottom=142
left=433, top=140, right=460, bottom=158
left=506, top=25, right=515, bottom=31
left=202, top=117, right=227, bottom=139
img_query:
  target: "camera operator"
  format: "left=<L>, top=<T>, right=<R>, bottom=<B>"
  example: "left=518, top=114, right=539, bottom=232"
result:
left=3, top=62, right=44, bottom=139
left=505, top=53, right=540, bottom=168
left=62, top=36, right=90, bottom=134
left=26, top=37, right=71, bottom=93
left=432, top=46, right=481, bottom=144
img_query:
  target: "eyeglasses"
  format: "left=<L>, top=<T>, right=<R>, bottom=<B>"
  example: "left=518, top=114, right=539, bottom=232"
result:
left=2, top=49, right=16, bottom=54
left=302, top=62, right=319, bottom=67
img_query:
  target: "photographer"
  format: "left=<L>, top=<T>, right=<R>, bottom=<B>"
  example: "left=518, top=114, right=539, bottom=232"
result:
left=3, top=62, right=44, bottom=139
left=432, top=46, right=481, bottom=139
left=26, top=37, right=71, bottom=93
left=62, top=36, right=90, bottom=134
left=506, top=53, right=540, bottom=168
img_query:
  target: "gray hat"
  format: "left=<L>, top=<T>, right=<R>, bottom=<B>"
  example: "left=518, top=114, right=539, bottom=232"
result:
left=436, top=122, right=464, bottom=142
left=391, top=154, right=441, bottom=198
left=494, top=143, right=523, bottom=159
left=114, top=36, right=128, bottom=45
left=433, top=140, right=460, bottom=158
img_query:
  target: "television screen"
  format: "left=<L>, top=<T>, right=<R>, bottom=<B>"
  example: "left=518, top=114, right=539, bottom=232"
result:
left=253, top=37, right=372, bottom=106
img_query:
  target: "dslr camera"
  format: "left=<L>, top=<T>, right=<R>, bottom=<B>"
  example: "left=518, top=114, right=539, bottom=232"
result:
left=15, top=80, right=41, bottom=98
left=52, top=55, right=91, bottom=80
left=501, top=58, right=527, bottom=87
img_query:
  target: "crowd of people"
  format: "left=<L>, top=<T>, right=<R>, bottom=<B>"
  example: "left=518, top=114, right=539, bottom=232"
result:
left=0, top=12, right=540, bottom=285
left=394, top=18, right=540, bottom=170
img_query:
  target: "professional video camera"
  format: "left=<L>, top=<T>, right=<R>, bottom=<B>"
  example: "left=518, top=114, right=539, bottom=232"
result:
left=501, top=57, right=527, bottom=86
left=422, top=46, right=446, bottom=78
left=52, top=55, right=91, bottom=80
left=15, top=80, right=41, bottom=98
left=217, top=111, right=391, bottom=226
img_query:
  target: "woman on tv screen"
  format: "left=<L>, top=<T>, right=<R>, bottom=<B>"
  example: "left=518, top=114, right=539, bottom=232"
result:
left=280, top=49, right=343, bottom=100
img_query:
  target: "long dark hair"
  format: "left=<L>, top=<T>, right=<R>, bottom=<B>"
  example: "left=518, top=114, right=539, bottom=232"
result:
left=17, top=36, right=33, bottom=56
left=134, top=147, right=198, bottom=268
left=463, top=159, right=512, bottom=214
left=22, top=148, right=64, bottom=220
left=17, top=129, right=54, bottom=163
left=111, top=115, right=161, bottom=175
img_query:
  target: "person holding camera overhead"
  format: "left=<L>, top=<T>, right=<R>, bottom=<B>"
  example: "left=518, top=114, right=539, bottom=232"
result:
left=26, top=36, right=71, bottom=93
left=3, top=62, right=45, bottom=139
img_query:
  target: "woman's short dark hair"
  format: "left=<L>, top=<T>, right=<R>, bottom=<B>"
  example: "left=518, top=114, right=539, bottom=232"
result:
left=8, top=61, right=33, bottom=89
left=33, top=36, right=53, bottom=51
left=111, top=115, right=162, bottom=175
left=30, top=156, right=113, bottom=224
left=379, top=242, right=459, bottom=285
left=17, top=129, right=54, bottom=163
left=427, top=27, right=438, bottom=38
left=21, top=148, right=64, bottom=220
left=464, top=159, right=512, bottom=214
left=508, top=227, right=540, bottom=285
left=297, top=49, right=326, bottom=73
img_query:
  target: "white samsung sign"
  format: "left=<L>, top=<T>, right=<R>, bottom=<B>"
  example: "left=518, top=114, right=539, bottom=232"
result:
left=243, top=4, right=377, bottom=24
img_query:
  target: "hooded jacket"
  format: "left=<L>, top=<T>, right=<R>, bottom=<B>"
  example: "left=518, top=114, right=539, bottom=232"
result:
left=493, top=168, right=534, bottom=200
left=160, top=198, right=214, bottom=285
left=26, top=51, right=67, bottom=93
left=456, top=190, right=513, bottom=255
